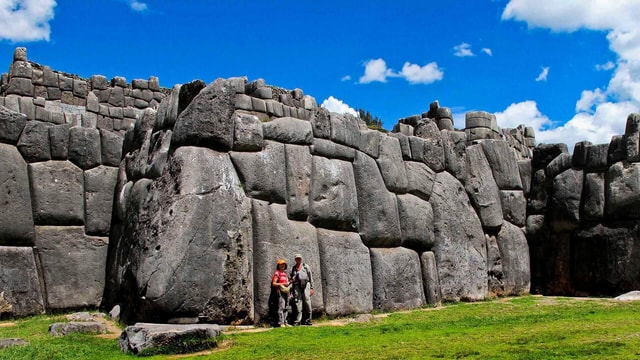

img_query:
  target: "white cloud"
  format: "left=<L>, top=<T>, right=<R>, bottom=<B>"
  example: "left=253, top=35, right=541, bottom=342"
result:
left=595, top=61, right=615, bottom=71
left=495, top=101, right=552, bottom=131
left=340, top=75, right=351, bottom=82
left=359, top=58, right=394, bottom=83
left=359, top=58, right=444, bottom=85
left=575, top=88, right=606, bottom=112
left=399, top=62, right=443, bottom=84
left=481, top=48, right=493, bottom=56
left=0, top=0, right=56, bottom=42
left=453, top=42, right=474, bottom=57
left=321, top=96, right=358, bottom=117
left=501, top=0, right=640, bottom=146
left=535, top=66, right=549, bottom=82
left=129, top=0, right=147, bottom=12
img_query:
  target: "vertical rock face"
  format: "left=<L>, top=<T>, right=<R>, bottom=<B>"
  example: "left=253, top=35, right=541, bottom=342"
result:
left=430, top=172, right=487, bottom=301
left=0, top=247, right=44, bottom=317
left=465, top=145, right=503, bottom=229
left=109, top=147, right=254, bottom=324
left=309, top=156, right=358, bottom=231
left=35, top=226, right=108, bottom=309
left=371, top=247, right=425, bottom=311
left=495, top=222, right=531, bottom=295
left=317, top=229, right=372, bottom=316
left=0, top=143, right=34, bottom=244
left=29, top=161, right=84, bottom=226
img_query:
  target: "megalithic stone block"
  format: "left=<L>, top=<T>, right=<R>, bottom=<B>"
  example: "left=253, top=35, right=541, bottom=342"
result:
left=0, top=246, right=44, bottom=317
left=371, top=247, right=425, bottom=311
left=0, top=143, right=34, bottom=245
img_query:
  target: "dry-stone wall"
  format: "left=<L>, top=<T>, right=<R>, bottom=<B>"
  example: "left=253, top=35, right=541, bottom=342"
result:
left=527, top=117, right=640, bottom=296
left=102, top=75, right=534, bottom=324
left=1, top=47, right=638, bottom=325
left=0, top=48, right=166, bottom=317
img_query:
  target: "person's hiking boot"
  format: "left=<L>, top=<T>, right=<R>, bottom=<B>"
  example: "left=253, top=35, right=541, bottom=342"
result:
left=303, top=321, right=312, bottom=326
left=293, top=322, right=300, bottom=326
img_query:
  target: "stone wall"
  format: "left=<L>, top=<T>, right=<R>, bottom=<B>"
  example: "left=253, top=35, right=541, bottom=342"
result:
left=0, top=48, right=166, bottom=317
left=1, top=47, right=638, bottom=325
left=527, top=118, right=640, bottom=296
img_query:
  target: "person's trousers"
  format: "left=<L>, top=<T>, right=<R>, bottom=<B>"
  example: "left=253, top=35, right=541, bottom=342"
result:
left=278, top=291, right=289, bottom=325
left=292, top=283, right=311, bottom=323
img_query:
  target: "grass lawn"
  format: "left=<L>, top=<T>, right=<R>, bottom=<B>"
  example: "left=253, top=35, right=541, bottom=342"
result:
left=2, top=296, right=640, bottom=359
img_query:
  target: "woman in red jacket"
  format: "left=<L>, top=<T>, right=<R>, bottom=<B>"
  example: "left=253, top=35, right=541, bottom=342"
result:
left=271, top=259, right=291, bottom=327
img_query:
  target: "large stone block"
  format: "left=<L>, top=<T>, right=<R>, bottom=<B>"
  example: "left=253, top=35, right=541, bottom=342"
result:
left=573, top=223, right=640, bottom=295
left=376, top=135, right=407, bottom=193
left=528, top=169, right=547, bottom=214
left=172, top=79, right=236, bottom=151
left=34, top=226, right=108, bottom=309
left=582, top=172, right=605, bottom=221
left=330, top=113, right=360, bottom=148
left=317, top=229, right=372, bottom=316
left=405, top=161, right=436, bottom=201
left=111, top=147, right=254, bottom=324
left=413, top=121, right=445, bottom=172
left=310, top=138, right=355, bottom=161
left=495, top=222, right=531, bottom=295
left=431, top=171, right=487, bottom=301
left=68, top=127, right=101, bottom=169
left=606, top=162, right=640, bottom=219
left=154, top=84, right=180, bottom=131
left=420, top=251, right=442, bottom=306
left=353, top=151, right=401, bottom=247
left=309, top=156, right=358, bottom=231
left=481, top=140, right=523, bottom=190
left=29, top=161, right=84, bottom=225
left=358, top=129, right=381, bottom=158
left=311, top=107, right=331, bottom=139
left=233, top=112, right=263, bottom=151
left=500, top=190, right=526, bottom=227
left=17, top=120, right=52, bottom=162
left=262, top=117, right=312, bottom=145
left=397, top=194, right=434, bottom=252
left=230, top=140, right=286, bottom=203
left=85, top=166, right=118, bottom=235
left=585, top=143, right=609, bottom=172
left=145, top=130, right=172, bottom=179
left=119, top=323, right=222, bottom=356
left=371, top=247, right=425, bottom=311
left=389, top=132, right=411, bottom=159
left=0, top=246, right=44, bottom=317
left=251, top=200, right=323, bottom=322
left=532, top=143, right=568, bottom=169
left=625, top=113, right=640, bottom=162
left=0, top=143, right=34, bottom=245
left=100, top=129, right=123, bottom=167
left=49, top=124, right=70, bottom=160
left=285, top=144, right=312, bottom=220
left=517, top=159, right=532, bottom=196
left=441, top=130, right=467, bottom=182
left=549, top=169, right=583, bottom=232
left=0, top=105, right=27, bottom=144
left=465, top=145, right=503, bottom=229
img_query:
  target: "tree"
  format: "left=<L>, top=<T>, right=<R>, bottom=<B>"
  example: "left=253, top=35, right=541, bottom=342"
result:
left=357, top=108, right=385, bottom=131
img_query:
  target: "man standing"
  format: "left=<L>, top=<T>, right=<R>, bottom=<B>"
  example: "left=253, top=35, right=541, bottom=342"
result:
left=290, top=254, right=314, bottom=325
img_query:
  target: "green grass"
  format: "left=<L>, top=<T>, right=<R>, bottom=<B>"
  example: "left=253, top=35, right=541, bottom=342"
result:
left=2, top=296, right=640, bottom=359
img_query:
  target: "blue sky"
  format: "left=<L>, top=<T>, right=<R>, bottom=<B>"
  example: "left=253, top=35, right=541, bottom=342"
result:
left=1, top=0, right=639, bottom=148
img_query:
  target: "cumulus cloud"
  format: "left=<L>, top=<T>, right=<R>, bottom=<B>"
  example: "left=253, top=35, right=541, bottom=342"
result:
left=495, top=101, right=552, bottom=132
left=502, top=0, right=640, bottom=146
left=399, top=62, right=443, bottom=84
left=359, top=58, right=444, bottom=85
left=321, top=96, right=358, bottom=117
left=535, top=66, right=549, bottom=82
left=481, top=48, right=493, bottom=56
left=0, top=0, right=57, bottom=42
left=340, top=75, right=351, bottom=82
left=359, top=58, right=395, bottom=83
left=453, top=42, right=474, bottom=57
left=129, top=0, right=148, bottom=12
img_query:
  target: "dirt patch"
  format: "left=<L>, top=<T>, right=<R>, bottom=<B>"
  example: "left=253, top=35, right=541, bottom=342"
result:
left=93, top=315, right=122, bottom=339
left=0, top=322, right=15, bottom=328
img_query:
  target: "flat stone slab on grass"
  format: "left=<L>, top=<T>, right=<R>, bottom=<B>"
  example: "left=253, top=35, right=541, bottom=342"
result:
left=49, top=321, right=106, bottom=336
left=119, top=323, right=222, bottom=356
left=0, top=338, right=28, bottom=349
left=615, top=291, right=640, bottom=301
